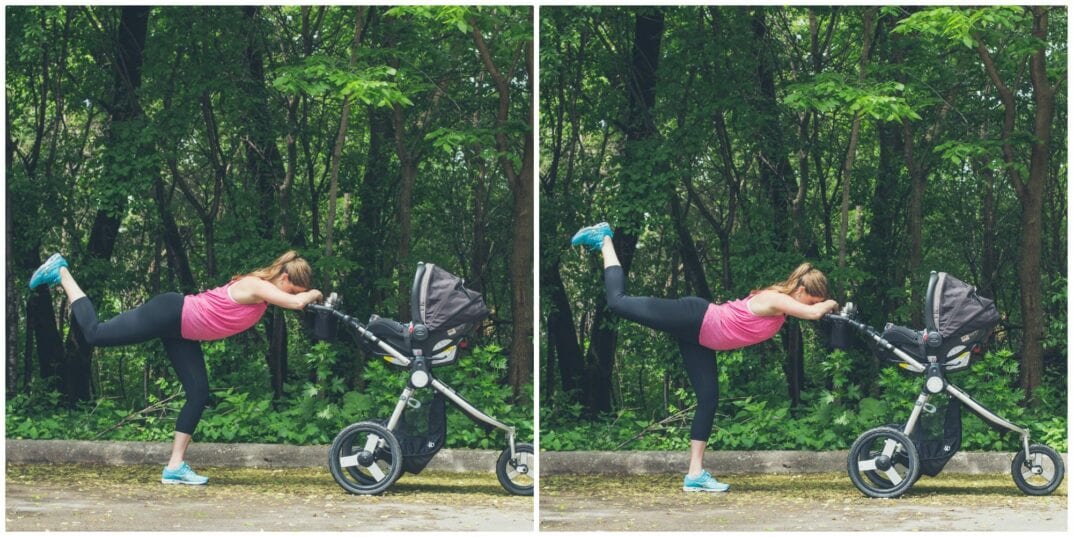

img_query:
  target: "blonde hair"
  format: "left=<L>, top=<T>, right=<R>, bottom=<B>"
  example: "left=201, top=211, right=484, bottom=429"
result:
left=235, top=250, right=312, bottom=289
left=756, top=262, right=829, bottom=299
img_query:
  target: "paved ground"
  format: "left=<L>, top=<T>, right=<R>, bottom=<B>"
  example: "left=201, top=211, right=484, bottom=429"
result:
left=540, top=473, right=1067, bottom=531
left=6, top=464, right=533, bottom=531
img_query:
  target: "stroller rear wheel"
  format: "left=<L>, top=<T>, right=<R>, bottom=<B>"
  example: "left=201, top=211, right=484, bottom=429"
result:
left=496, top=442, right=534, bottom=496
left=328, top=421, right=404, bottom=495
left=1011, top=444, right=1065, bottom=496
left=848, top=426, right=920, bottom=498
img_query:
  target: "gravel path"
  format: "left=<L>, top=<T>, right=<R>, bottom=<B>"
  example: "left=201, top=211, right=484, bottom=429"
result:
left=6, top=464, right=533, bottom=531
left=539, top=473, right=1067, bottom=531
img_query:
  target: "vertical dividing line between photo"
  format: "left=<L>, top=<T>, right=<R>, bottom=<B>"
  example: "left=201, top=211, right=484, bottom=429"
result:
left=531, top=4, right=542, bottom=532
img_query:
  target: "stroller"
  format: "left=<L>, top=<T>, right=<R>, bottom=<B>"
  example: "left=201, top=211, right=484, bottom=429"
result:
left=827, top=271, right=1065, bottom=498
left=305, top=262, right=533, bottom=496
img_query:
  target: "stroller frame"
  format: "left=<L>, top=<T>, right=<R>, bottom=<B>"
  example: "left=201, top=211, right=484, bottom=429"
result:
left=828, top=271, right=1064, bottom=498
left=307, top=264, right=532, bottom=496
left=832, top=311, right=1032, bottom=463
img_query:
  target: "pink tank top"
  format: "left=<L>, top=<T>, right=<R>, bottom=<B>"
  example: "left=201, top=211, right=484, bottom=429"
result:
left=698, top=295, right=786, bottom=351
left=181, top=282, right=268, bottom=341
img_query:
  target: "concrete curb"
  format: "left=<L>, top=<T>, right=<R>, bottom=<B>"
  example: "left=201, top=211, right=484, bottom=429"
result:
left=540, top=450, right=1070, bottom=475
left=8, top=440, right=1066, bottom=476
left=5, top=439, right=501, bottom=473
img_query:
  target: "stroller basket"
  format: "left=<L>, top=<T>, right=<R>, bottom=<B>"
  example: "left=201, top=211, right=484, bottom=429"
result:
left=375, top=392, right=447, bottom=475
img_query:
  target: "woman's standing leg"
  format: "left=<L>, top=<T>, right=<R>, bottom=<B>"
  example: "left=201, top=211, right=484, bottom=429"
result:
left=678, top=340, right=722, bottom=478
left=161, top=337, right=211, bottom=485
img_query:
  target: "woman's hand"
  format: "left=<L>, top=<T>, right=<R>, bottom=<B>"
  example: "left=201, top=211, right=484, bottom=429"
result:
left=303, top=289, right=324, bottom=305
left=234, top=277, right=322, bottom=310
left=754, top=291, right=839, bottom=320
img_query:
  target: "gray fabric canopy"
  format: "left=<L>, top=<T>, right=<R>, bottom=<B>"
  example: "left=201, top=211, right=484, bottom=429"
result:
left=416, top=264, right=489, bottom=332
left=930, top=272, right=1000, bottom=339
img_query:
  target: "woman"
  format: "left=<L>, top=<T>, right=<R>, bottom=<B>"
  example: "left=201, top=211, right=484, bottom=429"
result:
left=28, top=250, right=323, bottom=485
left=571, top=223, right=839, bottom=493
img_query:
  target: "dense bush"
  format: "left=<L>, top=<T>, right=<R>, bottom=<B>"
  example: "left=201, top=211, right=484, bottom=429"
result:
left=7, top=343, right=533, bottom=449
left=542, top=349, right=1066, bottom=453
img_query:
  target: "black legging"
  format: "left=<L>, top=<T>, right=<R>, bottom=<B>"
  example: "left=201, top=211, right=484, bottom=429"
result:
left=71, top=293, right=208, bottom=435
left=604, top=266, right=719, bottom=442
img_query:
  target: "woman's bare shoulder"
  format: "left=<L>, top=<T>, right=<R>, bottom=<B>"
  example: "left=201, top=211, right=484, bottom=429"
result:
left=748, top=290, right=785, bottom=316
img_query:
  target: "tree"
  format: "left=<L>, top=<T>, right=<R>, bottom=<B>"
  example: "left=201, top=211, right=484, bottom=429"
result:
left=470, top=8, right=535, bottom=398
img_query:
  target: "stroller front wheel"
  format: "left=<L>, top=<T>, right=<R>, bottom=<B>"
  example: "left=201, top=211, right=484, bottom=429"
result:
left=847, top=426, right=921, bottom=499
left=328, top=421, right=404, bottom=495
left=1011, top=444, right=1065, bottom=496
left=496, top=442, right=534, bottom=496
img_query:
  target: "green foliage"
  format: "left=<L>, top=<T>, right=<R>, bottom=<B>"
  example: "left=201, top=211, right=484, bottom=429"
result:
left=273, top=56, right=412, bottom=107
left=546, top=351, right=1066, bottom=453
left=541, top=5, right=1065, bottom=457
left=7, top=5, right=533, bottom=454
left=7, top=345, right=532, bottom=449
left=785, top=74, right=921, bottom=122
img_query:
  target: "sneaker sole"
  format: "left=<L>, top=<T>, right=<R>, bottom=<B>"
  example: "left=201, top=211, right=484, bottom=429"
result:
left=683, top=486, right=729, bottom=492
left=161, top=478, right=208, bottom=485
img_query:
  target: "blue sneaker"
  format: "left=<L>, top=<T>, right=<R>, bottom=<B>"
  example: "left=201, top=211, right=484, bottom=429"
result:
left=161, top=462, right=209, bottom=485
left=28, top=253, right=68, bottom=290
left=570, top=222, right=613, bottom=251
left=683, top=470, right=730, bottom=492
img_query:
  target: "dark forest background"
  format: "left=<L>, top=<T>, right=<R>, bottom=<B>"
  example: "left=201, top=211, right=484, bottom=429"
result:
left=6, top=6, right=533, bottom=447
left=540, top=6, right=1066, bottom=452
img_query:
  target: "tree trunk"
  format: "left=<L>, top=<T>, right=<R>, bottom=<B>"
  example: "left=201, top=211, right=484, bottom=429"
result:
left=671, top=192, right=711, bottom=300
left=325, top=7, right=369, bottom=258
left=547, top=260, right=584, bottom=395
left=354, top=105, right=394, bottom=318
left=153, top=177, right=196, bottom=293
left=64, top=6, right=151, bottom=404
left=470, top=11, right=535, bottom=398
left=975, top=7, right=1054, bottom=401
left=752, top=8, right=809, bottom=409
left=586, top=8, right=664, bottom=413
left=242, top=6, right=288, bottom=399
left=837, top=8, right=875, bottom=270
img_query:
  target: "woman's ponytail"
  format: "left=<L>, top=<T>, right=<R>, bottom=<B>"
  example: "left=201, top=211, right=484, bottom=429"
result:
left=235, top=250, right=312, bottom=288
left=756, top=262, right=829, bottom=299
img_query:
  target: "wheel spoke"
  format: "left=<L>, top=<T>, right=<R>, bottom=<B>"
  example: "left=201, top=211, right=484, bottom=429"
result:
left=883, top=467, right=904, bottom=485
left=339, top=454, right=360, bottom=468
left=367, top=461, right=387, bottom=481
left=362, top=434, right=381, bottom=454
left=857, top=458, right=879, bottom=472
left=881, top=438, right=900, bottom=458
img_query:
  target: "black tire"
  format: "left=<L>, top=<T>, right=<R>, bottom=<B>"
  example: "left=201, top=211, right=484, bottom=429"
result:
left=863, top=448, right=918, bottom=489
left=848, top=426, right=920, bottom=499
left=328, top=421, right=403, bottom=495
left=1011, top=444, right=1065, bottom=496
left=496, top=442, right=534, bottom=496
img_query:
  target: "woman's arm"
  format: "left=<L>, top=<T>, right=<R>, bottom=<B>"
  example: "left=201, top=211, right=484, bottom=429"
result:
left=232, top=277, right=323, bottom=310
left=751, top=290, right=839, bottom=320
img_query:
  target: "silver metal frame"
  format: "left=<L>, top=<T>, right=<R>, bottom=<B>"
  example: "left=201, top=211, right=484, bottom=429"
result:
left=319, top=305, right=523, bottom=476
left=831, top=311, right=1033, bottom=462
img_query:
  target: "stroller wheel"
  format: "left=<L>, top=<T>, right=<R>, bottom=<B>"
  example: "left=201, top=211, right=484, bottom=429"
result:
left=496, top=442, right=534, bottom=496
left=1011, top=444, right=1065, bottom=496
left=848, top=426, right=920, bottom=499
left=328, top=421, right=403, bottom=495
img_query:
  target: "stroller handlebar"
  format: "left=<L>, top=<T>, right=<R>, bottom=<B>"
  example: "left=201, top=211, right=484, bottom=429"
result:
left=304, top=303, right=414, bottom=367
left=824, top=311, right=927, bottom=373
